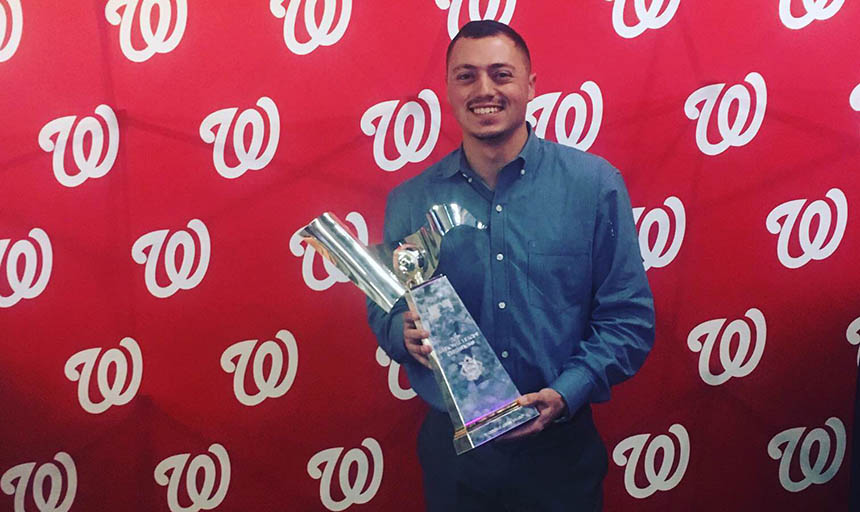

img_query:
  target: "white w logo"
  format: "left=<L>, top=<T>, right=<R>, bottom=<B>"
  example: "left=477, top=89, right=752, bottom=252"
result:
left=684, top=72, right=767, bottom=156
left=0, top=228, right=52, bottom=309
left=64, top=337, right=143, bottom=414
left=435, top=0, right=516, bottom=39
left=199, top=97, right=280, bottom=179
left=105, top=0, right=187, bottom=63
left=766, top=188, right=847, bottom=269
left=132, top=218, right=210, bottom=299
left=851, top=84, right=860, bottom=124
left=845, top=317, right=860, bottom=366
left=606, top=0, right=680, bottom=39
left=290, top=211, right=368, bottom=291
left=220, top=330, right=299, bottom=407
left=154, top=444, right=230, bottom=512
left=632, top=196, right=685, bottom=271
left=361, top=89, right=440, bottom=172
left=527, top=82, right=603, bottom=151
left=1, top=452, right=76, bottom=512
left=0, top=0, right=23, bottom=63
left=687, top=308, right=766, bottom=386
left=779, top=0, right=844, bottom=30
left=612, top=424, right=689, bottom=499
left=38, top=104, right=119, bottom=188
left=269, top=0, right=351, bottom=55
left=375, top=347, right=416, bottom=401
left=307, top=438, right=383, bottom=512
left=768, top=417, right=845, bottom=493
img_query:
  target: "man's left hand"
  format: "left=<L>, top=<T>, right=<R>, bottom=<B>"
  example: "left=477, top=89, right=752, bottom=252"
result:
left=498, top=388, right=568, bottom=441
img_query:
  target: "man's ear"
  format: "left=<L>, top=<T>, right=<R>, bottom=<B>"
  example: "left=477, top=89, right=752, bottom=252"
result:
left=528, top=72, right=537, bottom=101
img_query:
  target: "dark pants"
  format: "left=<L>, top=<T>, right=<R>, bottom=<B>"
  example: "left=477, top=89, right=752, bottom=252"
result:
left=418, top=406, right=608, bottom=512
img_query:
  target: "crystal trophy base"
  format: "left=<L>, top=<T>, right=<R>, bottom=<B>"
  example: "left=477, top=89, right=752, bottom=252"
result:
left=408, top=275, right=539, bottom=454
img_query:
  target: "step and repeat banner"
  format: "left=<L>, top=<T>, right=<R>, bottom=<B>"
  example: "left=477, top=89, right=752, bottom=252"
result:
left=1, top=1, right=858, bottom=510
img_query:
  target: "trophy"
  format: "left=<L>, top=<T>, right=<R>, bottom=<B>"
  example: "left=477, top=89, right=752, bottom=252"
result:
left=299, top=204, right=539, bottom=454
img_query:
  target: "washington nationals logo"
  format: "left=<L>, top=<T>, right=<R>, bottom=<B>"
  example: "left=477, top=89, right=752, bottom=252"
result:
left=289, top=211, right=368, bottom=291
left=154, top=444, right=230, bottom=512
left=105, top=0, right=187, bottom=63
left=612, top=423, right=689, bottom=499
left=687, top=308, right=766, bottom=386
left=606, top=0, right=680, bottom=39
left=768, top=417, right=845, bottom=493
left=132, top=218, right=210, bottom=299
left=307, top=438, right=383, bottom=512
left=38, top=104, right=120, bottom=188
left=851, top=84, right=860, bottom=123
left=375, top=347, right=416, bottom=400
left=846, top=317, right=860, bottom=366
left=684, top=72, right=767, bottom=156
left=0, top=0, right=22, bottom=63
left=64, top=337, right=142, bottom=414
left=527, top=82, right=603, bottom=151
left=220, top=330, right=299, bottom=407
left=766, top=188, right=847, bottom=269
left=1, top=452, right=76, bottom=512
left=269, top=0, right=351, bottom=55
left=779, top=0, right=844, bottom=30
left=0, top=228, right=52, bottom=309
left=632, top=196, right=685, bottom=271
left=361, top=89, right=440, bottom=172
left=199, top=96, right=280, bottom=179
left=435, top=0, right=516, bottom=39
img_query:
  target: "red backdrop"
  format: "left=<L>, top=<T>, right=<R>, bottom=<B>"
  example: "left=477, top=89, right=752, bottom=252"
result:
left=1, top=1, right=858, bottom=510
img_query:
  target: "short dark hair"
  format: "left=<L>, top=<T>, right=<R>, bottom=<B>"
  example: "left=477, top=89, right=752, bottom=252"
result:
left=446, top=20, right=531, bottom=69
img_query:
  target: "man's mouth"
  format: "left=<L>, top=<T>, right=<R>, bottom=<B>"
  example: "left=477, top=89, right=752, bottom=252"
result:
left=470, top=105, right=503, bottom=115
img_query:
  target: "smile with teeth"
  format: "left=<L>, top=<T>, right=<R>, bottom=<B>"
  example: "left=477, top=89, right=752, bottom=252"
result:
left=471, top=106, right=502, bottom=115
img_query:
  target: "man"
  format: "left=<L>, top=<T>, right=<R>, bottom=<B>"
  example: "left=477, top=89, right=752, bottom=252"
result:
left=367, top=20, right=655, bottom=511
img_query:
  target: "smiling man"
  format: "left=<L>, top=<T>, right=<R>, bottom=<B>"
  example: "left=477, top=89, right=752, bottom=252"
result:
left=367, top=20, right=655, bottom=511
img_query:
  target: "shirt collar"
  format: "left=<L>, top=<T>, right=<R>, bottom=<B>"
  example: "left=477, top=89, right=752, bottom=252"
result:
left=436, top=122, right=541, bottom=180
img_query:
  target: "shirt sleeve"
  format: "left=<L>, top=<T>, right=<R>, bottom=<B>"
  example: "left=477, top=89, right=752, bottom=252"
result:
left=366, top=187, right=412, bottom=364
left=550, top=166, right=656, bottom=417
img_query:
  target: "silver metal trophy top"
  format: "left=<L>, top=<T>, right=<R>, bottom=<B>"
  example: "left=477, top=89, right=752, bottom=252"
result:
left=299, top=204, right=483, bottom=312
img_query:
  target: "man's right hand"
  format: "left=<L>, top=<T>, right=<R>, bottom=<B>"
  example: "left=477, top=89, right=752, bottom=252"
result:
left=403, top=311, right=433, bottom=369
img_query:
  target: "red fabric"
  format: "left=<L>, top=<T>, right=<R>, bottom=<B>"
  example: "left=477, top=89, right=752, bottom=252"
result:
left=1, top=1, right=857, bottom=510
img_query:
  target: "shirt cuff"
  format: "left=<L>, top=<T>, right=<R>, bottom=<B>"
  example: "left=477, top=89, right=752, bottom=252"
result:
left=550, top=367, right=594, bottom=421
left=383, top=310, right=410, bottom=364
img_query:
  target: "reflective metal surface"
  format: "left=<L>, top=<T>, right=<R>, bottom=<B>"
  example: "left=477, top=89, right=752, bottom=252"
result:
left=299, top=213, right=406, bottom=312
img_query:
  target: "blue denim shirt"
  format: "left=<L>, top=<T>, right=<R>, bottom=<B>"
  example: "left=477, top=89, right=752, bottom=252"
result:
left=367, top=129, right=655, bottom=416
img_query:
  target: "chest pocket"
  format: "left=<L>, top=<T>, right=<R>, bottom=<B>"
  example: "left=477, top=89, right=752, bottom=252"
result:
left=527, top=242, right=590, bottom=313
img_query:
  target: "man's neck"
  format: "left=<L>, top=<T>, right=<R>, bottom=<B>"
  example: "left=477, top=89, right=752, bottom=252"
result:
left=462, top=124, right=528, bottom=190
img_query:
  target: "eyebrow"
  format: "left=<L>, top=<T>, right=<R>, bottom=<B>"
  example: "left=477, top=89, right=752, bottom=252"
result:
left=451, top=63, right=515, bottom=72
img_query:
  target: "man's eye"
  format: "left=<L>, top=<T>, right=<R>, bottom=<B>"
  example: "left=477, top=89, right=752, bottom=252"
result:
left=496, top=71, right=513, bottom=80
left=456, top=73, right=473, bottom=81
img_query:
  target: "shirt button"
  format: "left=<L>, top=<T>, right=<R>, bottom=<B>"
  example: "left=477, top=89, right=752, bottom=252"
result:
left=520, top=169, right=526, bottom=176
left=467, top=177, right=473, bottom=183
left=501, top=350, right=509, bottom=359
left=495, top=204, right=503, bottom=213
left=496, top=253, right=504, bottom=261
left=498, top=301, right=506, bottom=309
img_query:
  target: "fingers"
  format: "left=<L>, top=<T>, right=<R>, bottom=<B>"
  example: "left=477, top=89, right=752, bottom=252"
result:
left=403, top=311, right=430, bottom=340
left=403, top=311, right=432, bottom=368
left=404, top=325, right=430, bottom=342
left=405, top=337, right=433, bottom=368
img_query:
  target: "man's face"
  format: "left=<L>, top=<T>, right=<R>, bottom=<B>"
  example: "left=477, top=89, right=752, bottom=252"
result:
left=446, top=35, right=536, bottom=144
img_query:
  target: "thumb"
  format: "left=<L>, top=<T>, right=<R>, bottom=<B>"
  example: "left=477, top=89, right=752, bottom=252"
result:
left=517, top=392, right=540, bottom=407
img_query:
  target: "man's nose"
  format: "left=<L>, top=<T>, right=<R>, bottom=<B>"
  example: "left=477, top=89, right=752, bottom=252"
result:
left=475, top=73, right=494, bottom=97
